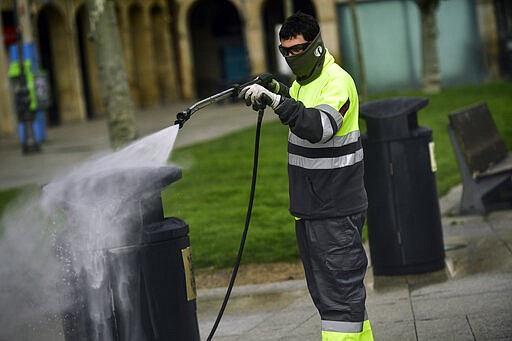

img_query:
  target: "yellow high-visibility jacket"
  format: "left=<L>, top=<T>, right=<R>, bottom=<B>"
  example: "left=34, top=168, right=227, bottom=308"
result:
left=275, top=50, right=367, bottom=219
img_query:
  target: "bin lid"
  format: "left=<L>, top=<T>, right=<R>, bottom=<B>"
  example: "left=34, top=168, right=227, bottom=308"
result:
left=142, top=217, right=189, bottom=243
left=44, top=165, right=182, bottom=209
left=43, top=166, right=183, bottom=249
left=360, top=97, right=428, bottom=120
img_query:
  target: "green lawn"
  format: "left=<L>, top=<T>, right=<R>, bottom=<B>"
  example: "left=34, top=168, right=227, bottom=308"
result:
left=0, top=187, right=26, bottom=216
left=2, top=81, right=512, bottom=269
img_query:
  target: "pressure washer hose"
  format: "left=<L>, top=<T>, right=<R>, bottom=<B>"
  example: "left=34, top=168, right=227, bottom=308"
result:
left=206, top=108, right=265, bottom=341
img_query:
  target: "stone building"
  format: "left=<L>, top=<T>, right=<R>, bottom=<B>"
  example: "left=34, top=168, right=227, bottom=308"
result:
left=1, top=0, right=509, bottom=136
left=0, top=0, right=333, bottom=135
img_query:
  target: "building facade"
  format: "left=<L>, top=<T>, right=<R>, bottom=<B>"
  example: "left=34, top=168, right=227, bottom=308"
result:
left=0, top=0, right=509, bottom=135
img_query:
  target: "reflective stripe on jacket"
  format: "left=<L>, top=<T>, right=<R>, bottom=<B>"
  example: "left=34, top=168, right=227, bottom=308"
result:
left=284, top=50, right=367, bottom=219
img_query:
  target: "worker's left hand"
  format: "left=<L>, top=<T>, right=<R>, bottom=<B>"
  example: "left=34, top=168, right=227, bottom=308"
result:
left=239, top=84, right=282, bottom=111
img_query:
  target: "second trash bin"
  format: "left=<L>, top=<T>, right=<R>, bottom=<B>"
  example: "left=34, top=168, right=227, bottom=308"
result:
left=361, top=98, right=445, bottom=275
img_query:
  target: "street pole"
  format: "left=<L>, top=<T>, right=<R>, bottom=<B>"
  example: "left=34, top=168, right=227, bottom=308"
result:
left=12, top=0, right=40, bottom=153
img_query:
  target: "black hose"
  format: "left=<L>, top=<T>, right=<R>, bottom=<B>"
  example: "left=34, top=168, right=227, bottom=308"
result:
left=206, top=108, right=265, bottom=341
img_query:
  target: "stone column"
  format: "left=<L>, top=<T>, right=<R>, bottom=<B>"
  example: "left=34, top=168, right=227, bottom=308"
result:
left=139, top=4, right=159, bottom=107
left=315, top=0, right=340, bottom=62
left=243, top=0, right=267, bottom=75
left=84, top=11, right=104, bottom=116
left=151, top=3, right=179, bottom=102
left=62, top=5, right=86, bottom=122
left=177, top=0, right=195, bottom=99
left=117, top=3, right=139, bottom=107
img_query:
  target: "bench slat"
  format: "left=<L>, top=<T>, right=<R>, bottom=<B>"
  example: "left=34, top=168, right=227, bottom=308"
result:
left=448, top=102, right=512, bottom=214
left=449, top=102, right=508, bottom=174
left=476, top=152, right=512, bottom=180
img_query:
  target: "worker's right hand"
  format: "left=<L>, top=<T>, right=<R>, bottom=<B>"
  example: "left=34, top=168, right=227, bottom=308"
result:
left=239, top=84, right=282, bottom=111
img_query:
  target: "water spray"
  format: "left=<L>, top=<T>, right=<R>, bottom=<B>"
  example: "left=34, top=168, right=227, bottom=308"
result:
left=0, top=125, right=190, bottom=340
left=175, top=75, right=271, bottom=340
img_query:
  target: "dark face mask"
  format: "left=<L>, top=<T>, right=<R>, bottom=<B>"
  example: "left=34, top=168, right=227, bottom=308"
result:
left=285, top=33, right=326, bottom=85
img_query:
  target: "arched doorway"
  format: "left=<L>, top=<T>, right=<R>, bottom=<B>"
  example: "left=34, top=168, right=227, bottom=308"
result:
left=263, top=0, right=316, bottom=78
left=189, top=0, right=248, bottom=98
left=37, top=5, right=62, bottom=126
left=38, top=4, right=84, bottom=125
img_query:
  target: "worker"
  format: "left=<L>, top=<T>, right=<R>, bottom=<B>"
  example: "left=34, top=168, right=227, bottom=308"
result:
left=239, top=11, right=374, bottom=341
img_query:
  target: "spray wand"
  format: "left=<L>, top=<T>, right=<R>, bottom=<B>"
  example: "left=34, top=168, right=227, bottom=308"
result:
left=174, top=73, right=273, bottom=128
left=174, top=75, right=272, bottom=340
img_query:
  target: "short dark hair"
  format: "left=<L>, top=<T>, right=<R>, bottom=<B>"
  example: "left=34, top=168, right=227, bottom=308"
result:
left=279, top=11, right=320, bottom=42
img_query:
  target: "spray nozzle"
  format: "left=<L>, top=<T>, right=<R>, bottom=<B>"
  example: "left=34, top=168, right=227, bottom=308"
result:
left=174, top=109, right=191, bottom=129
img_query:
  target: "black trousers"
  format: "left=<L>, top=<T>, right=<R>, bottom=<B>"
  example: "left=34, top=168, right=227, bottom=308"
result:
left=295, top=213, right=368, bottom=322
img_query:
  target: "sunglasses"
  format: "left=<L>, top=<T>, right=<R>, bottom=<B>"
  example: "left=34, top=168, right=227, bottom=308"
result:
left=278, top=42, right=311, bottom=57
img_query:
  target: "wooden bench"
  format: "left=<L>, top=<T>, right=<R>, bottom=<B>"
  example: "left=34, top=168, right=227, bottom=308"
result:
left=447, top=102, right=512, bottom=215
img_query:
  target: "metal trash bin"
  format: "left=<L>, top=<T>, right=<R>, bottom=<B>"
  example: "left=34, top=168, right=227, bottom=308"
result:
left=361, top=98, right=445, bottom=275
left=46, top=166, right=200, bottom=340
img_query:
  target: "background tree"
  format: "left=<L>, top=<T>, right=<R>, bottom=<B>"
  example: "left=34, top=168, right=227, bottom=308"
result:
left=86, top=0, right=137, bottom=149
left=415, top=0, right=441, bottom=93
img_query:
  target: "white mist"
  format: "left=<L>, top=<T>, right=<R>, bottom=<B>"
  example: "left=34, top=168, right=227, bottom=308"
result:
left=0, top=125, right=180, bottom=340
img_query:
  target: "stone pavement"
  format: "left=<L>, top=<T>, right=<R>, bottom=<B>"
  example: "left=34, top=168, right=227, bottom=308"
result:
left=197, top=187, right=512, bottom=341
left=1, top=103, right=511, bottom=340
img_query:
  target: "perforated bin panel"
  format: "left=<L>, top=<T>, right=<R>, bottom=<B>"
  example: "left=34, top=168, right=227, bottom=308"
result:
left=361, top=98, right=444, bottom=276
left=363, top=129, right=444, bottom=275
